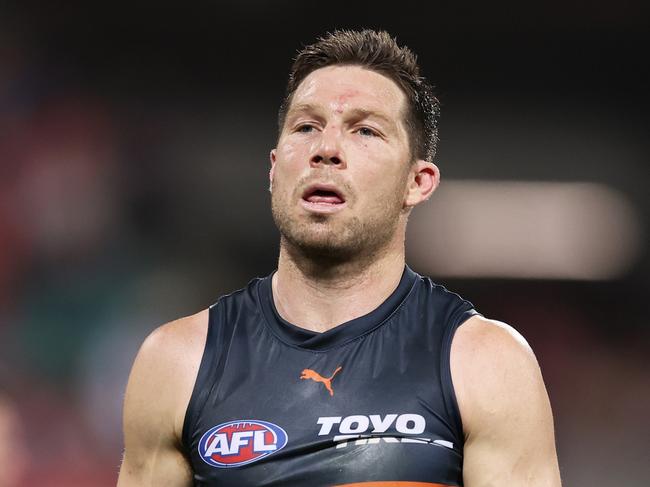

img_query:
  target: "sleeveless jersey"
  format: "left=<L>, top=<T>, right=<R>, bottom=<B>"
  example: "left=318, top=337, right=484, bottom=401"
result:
left=182, top=266, right=478, bottom=486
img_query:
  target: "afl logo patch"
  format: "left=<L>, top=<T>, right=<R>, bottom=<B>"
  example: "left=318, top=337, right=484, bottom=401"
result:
left=198, top=420, right=288, bottom=468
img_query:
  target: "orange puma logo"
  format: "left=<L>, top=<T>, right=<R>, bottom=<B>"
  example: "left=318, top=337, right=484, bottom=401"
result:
left=300, top=366, right=342, bottom=396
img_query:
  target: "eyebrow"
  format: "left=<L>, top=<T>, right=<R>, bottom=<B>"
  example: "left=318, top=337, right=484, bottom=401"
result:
left=286, top=103, right=396, bottom=130
left=346, top=107, right=395, bottom=127
left=286, top=103, right=323, bottom=120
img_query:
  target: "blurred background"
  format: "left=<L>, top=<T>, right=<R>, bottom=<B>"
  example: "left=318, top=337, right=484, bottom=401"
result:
left=0, top=1, right=648, bottom=485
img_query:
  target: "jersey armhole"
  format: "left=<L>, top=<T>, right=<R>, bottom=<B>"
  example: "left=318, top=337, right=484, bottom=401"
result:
left=180, top=301, right=221, bottom=455
left=440, top=305, right=480, bottom=451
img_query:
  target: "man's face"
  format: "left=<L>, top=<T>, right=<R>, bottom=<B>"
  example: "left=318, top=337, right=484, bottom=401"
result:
left=270, top=65, right=416, bottom=261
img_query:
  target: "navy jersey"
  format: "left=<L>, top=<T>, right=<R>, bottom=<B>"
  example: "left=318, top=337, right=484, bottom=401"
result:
left=182, top=266, right=478, bottom=486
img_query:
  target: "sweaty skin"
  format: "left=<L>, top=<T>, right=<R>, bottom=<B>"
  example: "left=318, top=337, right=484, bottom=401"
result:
left=117, top=65, right=561, bottom=487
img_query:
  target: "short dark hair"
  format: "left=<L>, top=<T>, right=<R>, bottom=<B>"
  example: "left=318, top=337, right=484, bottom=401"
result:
left=278, top=29, right=440, bottom=162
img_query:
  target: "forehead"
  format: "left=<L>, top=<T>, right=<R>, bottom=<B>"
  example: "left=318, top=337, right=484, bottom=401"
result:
left=289, top=65, right=407, bottom=119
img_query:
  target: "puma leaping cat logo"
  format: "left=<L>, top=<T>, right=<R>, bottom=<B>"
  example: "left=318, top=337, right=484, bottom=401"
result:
left=300, top=366, right=342, bottom=396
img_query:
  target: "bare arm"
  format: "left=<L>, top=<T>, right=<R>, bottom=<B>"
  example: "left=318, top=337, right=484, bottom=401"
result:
left=117, top=310, right=208, bottom=487
left=451, top=316, right=562, bottom=487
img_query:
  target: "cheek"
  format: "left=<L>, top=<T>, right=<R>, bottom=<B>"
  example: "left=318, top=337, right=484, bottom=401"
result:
left=273, top=163, right=300, bottom=195
left=351, top=136, right=404, bottom=165
left=356, top=164, right=408, bottom=205
left=277, top=138, right=309, bottom=166
left=271, top=159, right=301, bottom=201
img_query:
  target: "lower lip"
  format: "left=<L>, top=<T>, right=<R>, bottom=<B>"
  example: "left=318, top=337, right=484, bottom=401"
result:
left=300, top=199, right=347, bottom=214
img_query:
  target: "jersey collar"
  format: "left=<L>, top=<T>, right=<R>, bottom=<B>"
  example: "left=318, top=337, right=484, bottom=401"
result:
left=258, top=265, right=418, bottom=351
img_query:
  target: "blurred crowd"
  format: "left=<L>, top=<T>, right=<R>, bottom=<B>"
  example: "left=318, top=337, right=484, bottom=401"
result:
left=1, top=34, right=143, bottom=484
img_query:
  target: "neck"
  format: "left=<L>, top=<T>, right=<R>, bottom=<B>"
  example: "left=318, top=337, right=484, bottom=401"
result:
left=272, top=234, right=406, bottom=333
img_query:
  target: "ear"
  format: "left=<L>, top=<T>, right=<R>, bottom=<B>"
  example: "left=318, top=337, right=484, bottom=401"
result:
left=404, top=160, right=440, bottom=208
left=269, top=149, right=277, bottom=192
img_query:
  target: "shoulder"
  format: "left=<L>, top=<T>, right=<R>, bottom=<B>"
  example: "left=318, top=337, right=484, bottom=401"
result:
left=449, top=316, right=562, bottom=484
left=119, top=309, right=208, bottom=484
left=451, top=314, right=534, bottom=362
left=450, top=315, right=549, bottom=436
left=139, top=308, right=209, bottom=367
left=124, top=308, right=210, bottom=443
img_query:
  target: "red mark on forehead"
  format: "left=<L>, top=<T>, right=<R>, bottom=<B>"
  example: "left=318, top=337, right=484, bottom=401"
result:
left=335, top=90, right=361, bottom=111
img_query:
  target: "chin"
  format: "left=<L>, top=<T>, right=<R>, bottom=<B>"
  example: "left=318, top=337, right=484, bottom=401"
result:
left=287, top=232, right=358, bottom=260
left=273, top=200, right=400, bottom=263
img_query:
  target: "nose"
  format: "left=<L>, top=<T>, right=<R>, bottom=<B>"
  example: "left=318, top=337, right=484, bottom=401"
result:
left=310, top=126, right=345, bottom=168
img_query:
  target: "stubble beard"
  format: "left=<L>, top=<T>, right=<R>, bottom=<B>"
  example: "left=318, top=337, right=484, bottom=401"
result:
left=271, top=185, right=405, bottom=267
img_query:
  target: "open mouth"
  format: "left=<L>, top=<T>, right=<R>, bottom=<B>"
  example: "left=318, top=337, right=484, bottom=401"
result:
left=300, top=184, right=347, bottom=214
left=302, top=185, right=346, bottom=205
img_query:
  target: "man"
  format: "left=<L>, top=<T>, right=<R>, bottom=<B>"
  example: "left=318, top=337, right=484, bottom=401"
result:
left=118, top=30, right=561, bottom=486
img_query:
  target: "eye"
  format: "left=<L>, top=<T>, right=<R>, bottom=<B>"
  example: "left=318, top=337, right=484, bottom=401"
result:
left=296, top=124, right=315, bottom=133
left=357, top=127, right=378, bottom=137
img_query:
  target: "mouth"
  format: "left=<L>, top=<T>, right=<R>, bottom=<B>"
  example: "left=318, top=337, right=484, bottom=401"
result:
left=300, top=184, right=347, bottom=213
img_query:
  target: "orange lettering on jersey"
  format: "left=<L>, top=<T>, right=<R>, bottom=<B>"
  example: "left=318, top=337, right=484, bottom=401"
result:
left=300, top=366, right=342, bottom=396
